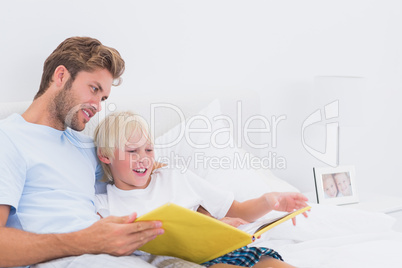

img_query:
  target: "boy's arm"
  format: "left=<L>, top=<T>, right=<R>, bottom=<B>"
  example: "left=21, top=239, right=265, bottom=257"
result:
left=197, top=205, right=249, bottom=227
left=0, top=205, right=164, bottom=267
left=226, top=192, right=309, bottom=223
left=196, top=205, right=212, bottom=217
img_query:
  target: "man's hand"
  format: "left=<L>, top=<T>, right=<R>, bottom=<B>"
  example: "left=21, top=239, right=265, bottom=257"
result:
left=0, top=207, right=164, bottom=267
left=73, top=213, right=164, bottom=256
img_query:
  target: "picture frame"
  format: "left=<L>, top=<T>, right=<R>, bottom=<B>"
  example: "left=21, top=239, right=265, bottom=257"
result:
left=313, top=165, right=359, bottom=205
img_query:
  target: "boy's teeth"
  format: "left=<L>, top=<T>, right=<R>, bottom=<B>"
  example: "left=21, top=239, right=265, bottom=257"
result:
left=134, top=168, right=146, bottom=173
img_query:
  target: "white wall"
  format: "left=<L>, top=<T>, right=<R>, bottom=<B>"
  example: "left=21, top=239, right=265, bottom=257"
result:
left=1, top=0, right=401, bottom=197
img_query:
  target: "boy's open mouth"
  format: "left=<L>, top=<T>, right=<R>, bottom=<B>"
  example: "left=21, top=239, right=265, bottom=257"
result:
left=133, top=168, right=147, bottom=174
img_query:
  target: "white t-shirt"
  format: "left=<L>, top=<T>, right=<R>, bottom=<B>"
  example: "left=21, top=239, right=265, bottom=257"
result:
left=95, top=168, right=234, bottom=220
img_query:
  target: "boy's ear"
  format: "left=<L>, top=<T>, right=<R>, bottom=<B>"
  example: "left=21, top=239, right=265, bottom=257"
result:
left=98, top=154, right=111, bottom=164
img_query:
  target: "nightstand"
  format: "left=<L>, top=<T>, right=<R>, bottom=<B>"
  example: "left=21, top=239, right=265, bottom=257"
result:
left=346, top=192, right=402, bottom=232
left=345, top=192, right=402, bottom=214
left=303, top=191, right=402, bottom=232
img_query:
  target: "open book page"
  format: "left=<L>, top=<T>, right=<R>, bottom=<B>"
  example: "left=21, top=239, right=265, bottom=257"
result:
left=237, top=206, right=311, bottom=235
left=237, top=211, right=289, bottom=234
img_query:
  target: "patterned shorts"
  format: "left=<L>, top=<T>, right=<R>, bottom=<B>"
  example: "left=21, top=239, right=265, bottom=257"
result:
left=202, top=246, right=283, bottom=267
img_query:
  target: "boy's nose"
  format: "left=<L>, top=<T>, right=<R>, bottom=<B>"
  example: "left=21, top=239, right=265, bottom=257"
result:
left=139, top=155, right=152, bottom=165
left=137, top=153, right=146, bottom=162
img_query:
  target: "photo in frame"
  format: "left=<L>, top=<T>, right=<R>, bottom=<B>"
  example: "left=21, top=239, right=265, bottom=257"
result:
left=313, top=165, right=359, bottom=205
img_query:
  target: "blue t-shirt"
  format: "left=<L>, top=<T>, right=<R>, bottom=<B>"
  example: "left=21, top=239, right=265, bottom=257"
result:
left=0, top=114, right=103, bottom=234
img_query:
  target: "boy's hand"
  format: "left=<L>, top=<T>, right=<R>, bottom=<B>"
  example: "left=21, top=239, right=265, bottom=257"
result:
left=264, top=192, right=310, bottom=225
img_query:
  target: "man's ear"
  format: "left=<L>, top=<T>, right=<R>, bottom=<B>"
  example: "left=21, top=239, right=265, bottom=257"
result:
left=98, top=154, right=111, bottom=164
left=53, top=65, right=70, bottom=87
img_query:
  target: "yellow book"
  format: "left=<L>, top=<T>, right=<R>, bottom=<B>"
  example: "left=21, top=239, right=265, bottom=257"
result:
left=136, top=203, right=311, bottom=264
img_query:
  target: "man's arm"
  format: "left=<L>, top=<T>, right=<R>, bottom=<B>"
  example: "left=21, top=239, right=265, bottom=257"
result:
left=0, top=205, right=164, bottom=267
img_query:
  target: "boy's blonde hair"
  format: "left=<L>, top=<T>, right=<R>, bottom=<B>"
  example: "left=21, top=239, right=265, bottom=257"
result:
left=94, top=111, right=153, bottom=183
left=322, top=174, right=335, bottom=183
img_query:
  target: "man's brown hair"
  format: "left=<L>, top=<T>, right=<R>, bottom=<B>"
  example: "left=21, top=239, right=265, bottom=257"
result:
left=34, top=36, right=125, bottom=99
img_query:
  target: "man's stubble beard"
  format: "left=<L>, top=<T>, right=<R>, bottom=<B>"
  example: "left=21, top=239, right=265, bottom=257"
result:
left=51, top=79, right=85, bottom=131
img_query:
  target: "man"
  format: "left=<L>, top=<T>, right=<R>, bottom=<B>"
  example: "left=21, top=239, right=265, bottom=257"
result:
left=0, top=37, right=201, bottom=268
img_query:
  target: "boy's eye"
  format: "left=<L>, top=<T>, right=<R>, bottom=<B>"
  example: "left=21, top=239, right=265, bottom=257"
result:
left=91, top=86, right=99, bottom=92
left=146, top=149, right=153, bottom=152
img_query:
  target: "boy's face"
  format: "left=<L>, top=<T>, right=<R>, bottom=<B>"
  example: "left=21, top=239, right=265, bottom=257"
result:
left=334, top=173, right=352, bottom=196
left=109, top=131, right=155, bottom=190
left=323, top=176, right=337, bottom=198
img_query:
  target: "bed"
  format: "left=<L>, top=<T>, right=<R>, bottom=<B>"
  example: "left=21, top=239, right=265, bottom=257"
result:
left=1, top=92, right=401, bottom=268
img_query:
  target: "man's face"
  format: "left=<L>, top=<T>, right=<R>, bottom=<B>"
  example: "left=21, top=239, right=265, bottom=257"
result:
left=52, top=69, right=113, bottom=131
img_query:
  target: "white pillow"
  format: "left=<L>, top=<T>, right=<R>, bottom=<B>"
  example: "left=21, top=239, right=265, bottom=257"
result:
left=202, top=147, right=300, bottom=202
left=155, top=99, right=299, bottom=201
left=155, top=99, right=232, bottom=177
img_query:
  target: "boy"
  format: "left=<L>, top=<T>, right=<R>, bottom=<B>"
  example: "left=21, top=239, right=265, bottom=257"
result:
left=94, top=111, right=309, bottom=268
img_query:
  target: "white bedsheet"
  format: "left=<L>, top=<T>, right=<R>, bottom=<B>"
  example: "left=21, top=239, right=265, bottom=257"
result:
left=250, top=204, right=402, bottom=268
